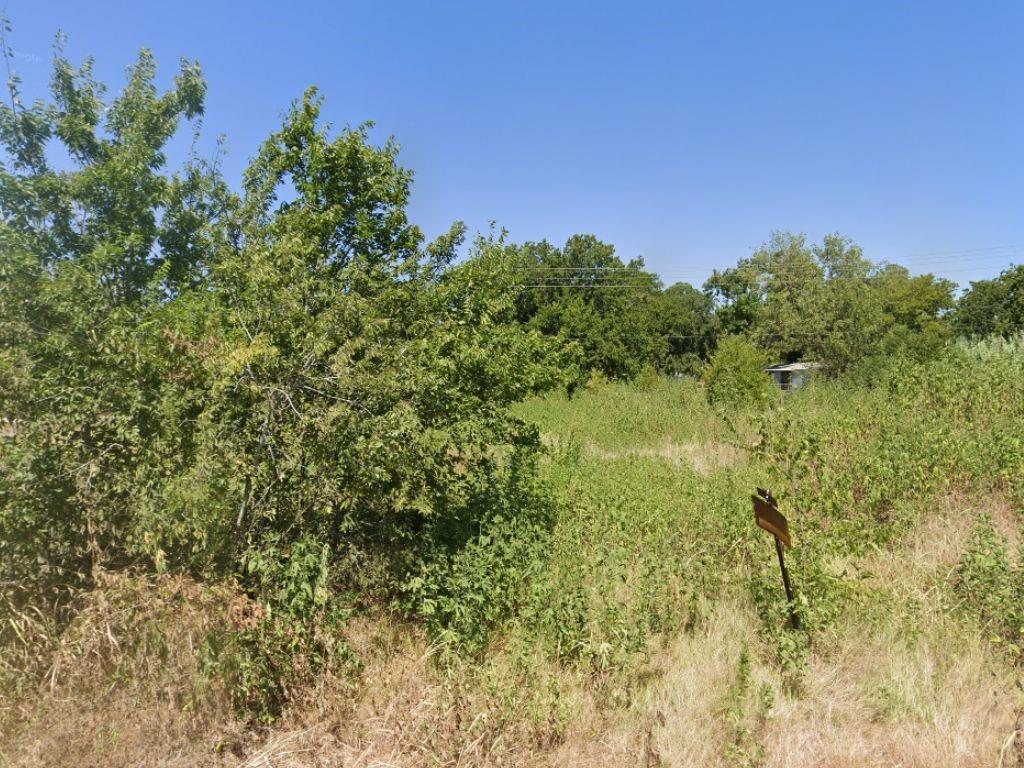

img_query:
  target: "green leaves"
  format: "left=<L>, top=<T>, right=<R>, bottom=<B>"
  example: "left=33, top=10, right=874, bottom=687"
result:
left=0, top=39, right=572, bottom=710
left=704, top=231, right=956, bottom=374
left=954, top=517, right=1023, bottom=660
left=702, top=335, right=773, bottom=408
left=513, top=234, right=673, bottom=379
left=956, top=264, right=1024, bottom=339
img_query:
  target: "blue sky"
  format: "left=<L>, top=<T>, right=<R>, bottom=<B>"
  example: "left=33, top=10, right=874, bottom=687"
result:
left=5, top=1, right=1023, bottom=288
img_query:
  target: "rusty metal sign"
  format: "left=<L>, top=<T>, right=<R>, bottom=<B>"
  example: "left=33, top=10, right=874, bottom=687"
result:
left=752, top=487, right=800, bottom=629
left=752, top=488, right=791, bottom=549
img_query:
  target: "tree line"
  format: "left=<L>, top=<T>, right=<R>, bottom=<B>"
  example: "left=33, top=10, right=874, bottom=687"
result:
left=513, top=230, right=1024, bottom=380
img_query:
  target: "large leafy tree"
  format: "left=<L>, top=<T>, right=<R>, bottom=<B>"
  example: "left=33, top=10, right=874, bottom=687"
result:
left=187, top=91, right=566, bottom=598
left=0, top=37, right=565, bottom=639
left=704, top=231, right=955, bottom=372
left=514, top=234, right=664, bottom=378
left=955, top=264, right=1024, bottom=338
left=870, top=263, right=956, bottom=361
left=0, top=41, right=231, bottom=597
left=656, top=282, right=719, bottom=373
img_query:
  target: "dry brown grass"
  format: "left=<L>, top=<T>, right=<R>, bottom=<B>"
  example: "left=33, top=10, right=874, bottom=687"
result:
left=762, top=627, right=1020, bottom=768
left=3, top=598, right=1021, bottom=768
left=542, top=600, right=1021, bottom=768
left=0, top=571, right=256, bottom=768
left=2, top=494, right=1021, bottom=767
left=229, top=620, right=588, bottom=768
left=630, top=493, right=1024, bottom=768
left=232, top=598, right=1021, bottom=768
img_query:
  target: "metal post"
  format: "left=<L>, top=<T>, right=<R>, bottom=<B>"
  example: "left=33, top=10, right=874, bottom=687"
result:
left=774, top=535, right=800, bottom=630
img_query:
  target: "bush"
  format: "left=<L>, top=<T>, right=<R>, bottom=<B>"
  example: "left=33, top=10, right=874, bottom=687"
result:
left=0, top=48, right=568, bottom=717
left=702, top=336, right=773, bottom=407
left=954, top=518, right=1023, bottom=659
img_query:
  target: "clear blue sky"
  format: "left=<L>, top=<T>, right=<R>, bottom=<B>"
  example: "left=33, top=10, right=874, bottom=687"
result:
left=6, top=1, right=1023, bottom=288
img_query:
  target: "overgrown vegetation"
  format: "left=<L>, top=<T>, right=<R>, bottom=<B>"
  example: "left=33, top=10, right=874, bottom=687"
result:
left=705, top=231, right=957, bottom=373
left=955, top=263, right=1024, bottom=339
left=1, top=30, right=1023, bottom=768
left=701, top=335, right=773, bottom=408
left=0, top=38, right=565, bottom=720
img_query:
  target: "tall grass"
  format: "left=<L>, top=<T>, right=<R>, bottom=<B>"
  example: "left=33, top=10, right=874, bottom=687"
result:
left=3, top=343, right=1023, bottom=766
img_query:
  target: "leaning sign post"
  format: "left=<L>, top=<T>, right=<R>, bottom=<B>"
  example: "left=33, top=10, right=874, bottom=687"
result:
left=752, top=488, right=800, bottom=630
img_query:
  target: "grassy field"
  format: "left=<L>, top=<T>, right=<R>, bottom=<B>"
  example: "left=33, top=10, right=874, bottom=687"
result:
left=2, top=351, right=1023, bottom=767
left=512, top=373, right=1022, bottom=766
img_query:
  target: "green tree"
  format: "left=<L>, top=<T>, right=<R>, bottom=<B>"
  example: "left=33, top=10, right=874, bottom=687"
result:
left=871, top=264, right=955, bottom=361
left=705, top=232, right=824, bottom=356
left=701, top=335, right=773, bottom=407
left=704, top=231, right=955, bottom=373
left=515, top=234, right=664, bottom=378
left=656, top=282, right=719, bottom=373
left=955, top=264, right=1024, bottom=338
left=0, top=37, right=567, bottom=665
left=0, top=40, right=231, bottom=599
left=191, top=90, right=567, bottom=596
left=703, top=263, right=762, bottom=337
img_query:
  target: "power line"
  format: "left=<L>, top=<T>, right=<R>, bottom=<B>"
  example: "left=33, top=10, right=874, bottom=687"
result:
left=902, top=244, right=1024, bottom=258
left=543, top=329, right=883, bottom=342
left=514, top=262, right=1020, bottom=289
left=511, top=268, right=648, bottom=274
left=510, top=245, right=1024, bottom=280
left=886, top=251, right=1024, bottom=265
left=515, top=255, right=1022, bottom=271
left=512, top=271, right=1019, bottom=287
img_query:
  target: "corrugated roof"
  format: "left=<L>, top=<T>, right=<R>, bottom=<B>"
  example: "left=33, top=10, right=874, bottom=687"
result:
left=765, top=362, right=821, bottom=372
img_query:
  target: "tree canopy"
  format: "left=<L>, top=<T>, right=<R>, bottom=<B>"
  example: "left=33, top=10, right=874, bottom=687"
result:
left=513, top=235, right=722, bottom=378
left=704, top=232, right=956, bottom=372
left=513, top=235, right=665, bottom=379
left=955, top=264, right=1024, bottom=338
left=0, top=46, right=567, bottom=649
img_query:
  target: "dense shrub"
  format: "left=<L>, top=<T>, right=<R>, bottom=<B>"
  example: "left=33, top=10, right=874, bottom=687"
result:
left=954, top=518, right=1023, bottom=660
left=0, top=48, right=229, bottom=602
left=702, top=335, right=773, bottom=407
left=0, top=47, right=567, bottom=715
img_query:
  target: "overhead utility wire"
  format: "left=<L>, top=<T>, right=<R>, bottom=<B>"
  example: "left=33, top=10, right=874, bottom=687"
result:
left=513, top=252, right=1024, bottom=274
left=516, top=263, right=1018, bottom=288
left=512, top=278, right=1004, bottom=288
left=512, top=260, right=1024, bottom=284
left=511, top=245, right=1024, bottom=276
left=902, top=244, right=1024, bottom=258
left=514, top=251, right=1024, bottom=268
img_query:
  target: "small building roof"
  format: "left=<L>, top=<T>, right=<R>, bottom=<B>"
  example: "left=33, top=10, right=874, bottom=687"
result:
left=765, top=361, right=821, bottom=372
